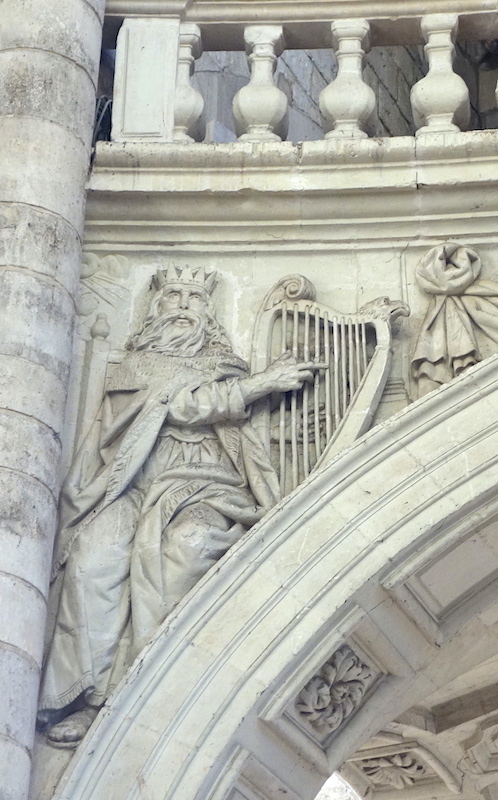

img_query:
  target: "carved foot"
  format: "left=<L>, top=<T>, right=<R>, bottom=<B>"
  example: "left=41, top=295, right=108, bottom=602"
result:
left=46, top=707, right=99, bottom=749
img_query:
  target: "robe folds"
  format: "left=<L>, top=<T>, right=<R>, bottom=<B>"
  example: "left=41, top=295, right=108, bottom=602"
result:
left=39, top=350, right=279, bottom=715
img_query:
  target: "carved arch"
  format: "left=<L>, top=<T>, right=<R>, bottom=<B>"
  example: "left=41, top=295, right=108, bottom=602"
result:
left=55, top=354, right=498, bottom=800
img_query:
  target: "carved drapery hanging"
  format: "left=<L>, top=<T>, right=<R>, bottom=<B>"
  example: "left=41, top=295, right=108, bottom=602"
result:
left=295, top=644, right=376, bottom=734
left=412, top=242, right=498, bottom=397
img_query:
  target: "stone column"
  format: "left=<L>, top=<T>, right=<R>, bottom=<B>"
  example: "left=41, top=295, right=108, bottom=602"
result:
left=0, top=1, right=104, bottom=798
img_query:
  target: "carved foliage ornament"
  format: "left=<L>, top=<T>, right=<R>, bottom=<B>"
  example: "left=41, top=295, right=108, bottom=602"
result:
left=295, top=645, right=374, bottom=734
left=361, top=753, right=427, bottom=789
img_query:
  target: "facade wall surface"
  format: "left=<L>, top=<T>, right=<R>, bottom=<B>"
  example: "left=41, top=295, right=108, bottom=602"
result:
left=2, top=3, right=498, bottom=800
left=0, top=2, right=104, bottom=799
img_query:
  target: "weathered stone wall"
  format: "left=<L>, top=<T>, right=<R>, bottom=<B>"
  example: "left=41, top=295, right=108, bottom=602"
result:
left=0, top=2, right=103, bottom=798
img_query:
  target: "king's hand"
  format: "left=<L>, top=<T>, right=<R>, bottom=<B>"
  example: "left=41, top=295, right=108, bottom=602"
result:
left=239, top=352, right=317, bottom=405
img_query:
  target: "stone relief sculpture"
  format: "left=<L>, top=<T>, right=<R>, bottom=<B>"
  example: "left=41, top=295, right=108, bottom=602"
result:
left=37, top=268, right=409, bottom=750
left=78, top=253, right=130, bottom=326
left=412, top=242, right=498, bottom=397
left=343, top=733, right=461, bottom=797
left=38, top=266, right=316, bottom=747
left=462, top=717, right=498, bottom=774
left=295, top=644, right=376, bottom=736
left=251, top=276, right=409, bottom=494
left=360, top=752, right=427, bottom=789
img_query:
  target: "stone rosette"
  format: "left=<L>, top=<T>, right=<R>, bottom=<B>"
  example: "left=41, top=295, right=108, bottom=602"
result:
left=295, top=644, right=376, bottom=735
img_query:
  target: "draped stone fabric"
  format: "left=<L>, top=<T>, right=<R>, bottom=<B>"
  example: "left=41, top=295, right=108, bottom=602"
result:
left=411, top=243, right=498, bottom=395
left=39, top=350, right=280, bottom=718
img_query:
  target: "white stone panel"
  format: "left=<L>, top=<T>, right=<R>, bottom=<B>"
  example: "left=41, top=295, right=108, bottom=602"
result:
left=112, top=17, right=180, bottom=142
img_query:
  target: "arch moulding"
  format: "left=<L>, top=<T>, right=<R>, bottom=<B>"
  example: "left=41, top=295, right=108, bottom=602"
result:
left=54, top=353, right=498, bottom=800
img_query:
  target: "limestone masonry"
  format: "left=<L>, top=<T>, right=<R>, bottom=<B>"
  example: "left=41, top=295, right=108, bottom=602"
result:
left=3, top=3, right=498, bottom=800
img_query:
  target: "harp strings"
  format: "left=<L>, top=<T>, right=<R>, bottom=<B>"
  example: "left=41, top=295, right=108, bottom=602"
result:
left=275, top=307, right=371, bottom=493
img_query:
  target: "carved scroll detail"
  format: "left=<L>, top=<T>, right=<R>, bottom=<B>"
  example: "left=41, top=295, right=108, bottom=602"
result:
left=263, top=273, right=316, bottom=311
left=295, top=644, right=375, bottom=734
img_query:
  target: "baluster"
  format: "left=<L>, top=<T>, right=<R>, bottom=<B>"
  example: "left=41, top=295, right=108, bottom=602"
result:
left=319, top=19, right=375, bottom=139
left=173, top=24, right=204, bottom=142
left=411, top=14, right=470, bottom=134
left=233, top=25, right=288, bottom=142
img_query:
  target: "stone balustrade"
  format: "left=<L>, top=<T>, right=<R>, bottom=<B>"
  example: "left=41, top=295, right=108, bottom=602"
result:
left=104, top=5, right=494, bottom=144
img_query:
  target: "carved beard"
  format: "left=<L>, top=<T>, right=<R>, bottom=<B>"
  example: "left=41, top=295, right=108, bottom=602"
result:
left=133, top=309, right=207, bottom=357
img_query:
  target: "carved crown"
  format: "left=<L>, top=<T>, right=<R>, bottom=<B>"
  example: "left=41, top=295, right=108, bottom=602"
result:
left=153, top=265, right=217, bottom=294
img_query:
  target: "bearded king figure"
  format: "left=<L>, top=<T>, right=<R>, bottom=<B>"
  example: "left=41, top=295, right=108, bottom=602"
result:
left=38, top=266, right=314, bottom=747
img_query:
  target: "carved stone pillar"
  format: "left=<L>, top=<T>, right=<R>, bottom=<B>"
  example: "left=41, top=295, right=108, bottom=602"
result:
left=233, top=25, right=288, bottom=142
left=173, top=24, right=204, bottom=142
left=411, top=14, right=470, bottom=134
left=0, top=1, right=104, bottom=797
left=112, top=17, right=181, bottom=142
left=319, top=19, right=375, bottom=138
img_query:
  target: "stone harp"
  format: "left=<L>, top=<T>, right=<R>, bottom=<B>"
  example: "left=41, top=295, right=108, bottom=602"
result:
left=251, top=275, right=408, bottom=496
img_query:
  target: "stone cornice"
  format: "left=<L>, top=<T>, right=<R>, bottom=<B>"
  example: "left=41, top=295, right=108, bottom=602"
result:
left=86, top=131, right=498, bottom=249
left=103, top=0, right=498, bottom=47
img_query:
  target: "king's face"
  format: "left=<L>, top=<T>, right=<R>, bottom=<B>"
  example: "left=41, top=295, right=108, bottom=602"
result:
left=160, top=285, right=209, bottom=321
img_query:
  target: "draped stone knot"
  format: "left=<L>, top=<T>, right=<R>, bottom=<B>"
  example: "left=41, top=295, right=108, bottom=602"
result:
left=416, top=242, right=481, bottom=296
left=411, top=242, right=498, bottom=397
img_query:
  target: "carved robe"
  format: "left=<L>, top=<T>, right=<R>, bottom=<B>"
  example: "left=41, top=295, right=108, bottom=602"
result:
left=39, top=348, right=279, bottom=717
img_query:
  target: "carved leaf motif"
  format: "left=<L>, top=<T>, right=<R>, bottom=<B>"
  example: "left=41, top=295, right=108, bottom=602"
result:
left=295, top=645, right=374, bottom=734
left=361, top=753, right=427, bottom=789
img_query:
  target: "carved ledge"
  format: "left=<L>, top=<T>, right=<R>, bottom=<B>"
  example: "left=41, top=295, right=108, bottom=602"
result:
left=103, top=2, right=498, bottom=52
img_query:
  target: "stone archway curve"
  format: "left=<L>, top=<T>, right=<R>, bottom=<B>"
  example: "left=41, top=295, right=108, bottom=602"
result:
left=55, top=354, right=498, bottom=800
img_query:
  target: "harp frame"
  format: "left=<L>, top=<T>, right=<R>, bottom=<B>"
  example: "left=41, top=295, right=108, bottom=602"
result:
left=250, top=274, right=407, bottom=494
